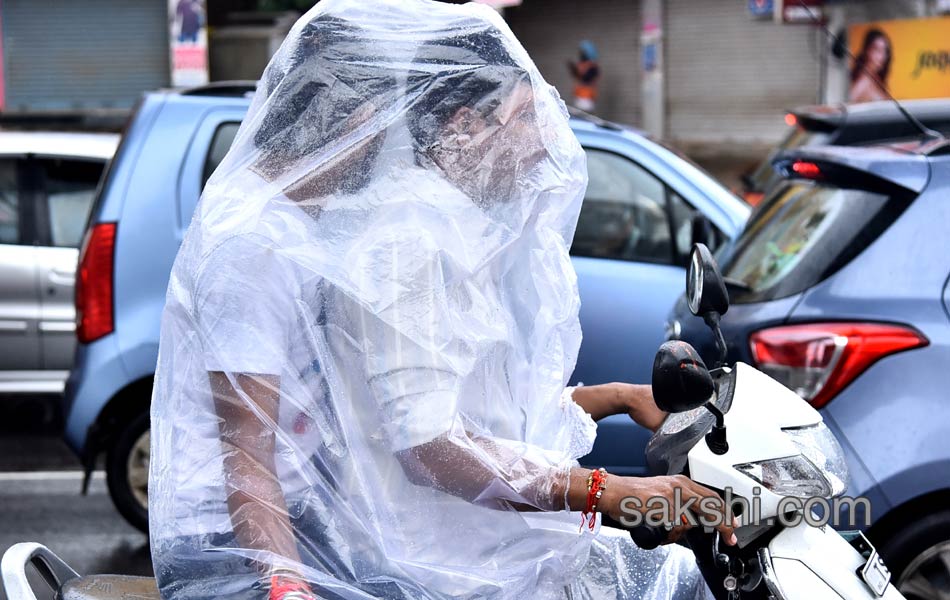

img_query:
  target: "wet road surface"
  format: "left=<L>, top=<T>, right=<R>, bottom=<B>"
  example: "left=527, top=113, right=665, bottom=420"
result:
left=0, top=396, right=152, bottom=600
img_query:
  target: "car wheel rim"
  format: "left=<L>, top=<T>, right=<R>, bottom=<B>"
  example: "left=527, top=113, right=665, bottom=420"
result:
left=897, top=540, right=950, bottom=600
left=126, top=430, right=150, bottom=512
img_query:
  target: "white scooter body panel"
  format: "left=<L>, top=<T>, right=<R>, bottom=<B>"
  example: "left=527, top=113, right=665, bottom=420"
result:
left=767, top=525, right=904, bottom=599
left=687, top=363, right=823, bottom=522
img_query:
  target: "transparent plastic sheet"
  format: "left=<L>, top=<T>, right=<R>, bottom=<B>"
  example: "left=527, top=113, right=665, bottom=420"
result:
left=149, top=1, right=708, bottom=598
left=569, top=529, right=712, bottom=600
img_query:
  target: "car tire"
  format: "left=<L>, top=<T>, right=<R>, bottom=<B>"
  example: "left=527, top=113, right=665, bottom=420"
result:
left=879, top=508, right=950, bottom=600
left=106, top=411, right=150, bottom=534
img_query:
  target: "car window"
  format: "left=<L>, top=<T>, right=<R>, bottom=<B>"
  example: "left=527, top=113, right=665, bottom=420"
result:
left=572, top=149, right=673, bottom=264
left=723, top=181, right=909, bottom=303
left=0, top=159, right=19, bottom=245
left=39, top=158, right=106, bottom=248
left=202, top=122, right=241, bottom=189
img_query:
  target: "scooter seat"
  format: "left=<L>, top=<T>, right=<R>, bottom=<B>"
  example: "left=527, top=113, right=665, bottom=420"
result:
left=58, top=575, right=161, bottom=600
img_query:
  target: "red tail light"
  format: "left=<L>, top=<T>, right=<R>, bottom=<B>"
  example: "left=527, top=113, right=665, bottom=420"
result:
left=784, top=113, right=797, bottom=127
left=750, top=323, right=928, bottom=408
left=790, top=160, right=822, bottom=179
left=76, top=223, right=117, bottom=344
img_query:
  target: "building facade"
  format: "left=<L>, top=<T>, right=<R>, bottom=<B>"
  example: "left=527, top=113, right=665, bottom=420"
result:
left=0, top=0, right=942, bottom=150
left=507, top=0, right=941, bottom=158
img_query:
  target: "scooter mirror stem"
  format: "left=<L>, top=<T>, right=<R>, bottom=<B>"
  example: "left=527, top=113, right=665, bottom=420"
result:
left=703, top=311, right=728, bottom=369
left=704, top=401, right=729, bottom=455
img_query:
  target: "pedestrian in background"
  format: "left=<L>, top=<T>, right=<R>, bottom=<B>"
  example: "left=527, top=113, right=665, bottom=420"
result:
left=569, top=40, right=600, bottom=112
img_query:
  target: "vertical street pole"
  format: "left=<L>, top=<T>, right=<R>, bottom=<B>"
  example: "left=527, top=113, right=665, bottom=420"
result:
left=640, top=0, right=665, bottom=139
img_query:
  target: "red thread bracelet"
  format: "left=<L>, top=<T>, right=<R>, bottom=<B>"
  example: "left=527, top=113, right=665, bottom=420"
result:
left=580, top=467, right=607, bottom=532
left=269, top=574, right=313, bottom=600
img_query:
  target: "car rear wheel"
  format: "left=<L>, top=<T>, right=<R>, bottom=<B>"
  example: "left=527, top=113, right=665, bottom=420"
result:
left=106, top=411, right=150, bottom=533
left=881, top=509, right=950, bottom=600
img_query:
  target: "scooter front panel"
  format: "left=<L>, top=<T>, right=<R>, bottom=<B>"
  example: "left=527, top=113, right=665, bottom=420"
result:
left=768, top=525, right=905, bottom=599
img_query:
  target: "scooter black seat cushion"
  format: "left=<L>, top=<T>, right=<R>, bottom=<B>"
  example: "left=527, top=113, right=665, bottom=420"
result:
left=58, top=575, right=161, bottom=600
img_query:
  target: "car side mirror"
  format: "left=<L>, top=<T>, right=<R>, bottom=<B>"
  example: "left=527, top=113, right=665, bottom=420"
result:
left=687, top=243, right=729, bottom=318
left=651, top=340, right=714, bottom=414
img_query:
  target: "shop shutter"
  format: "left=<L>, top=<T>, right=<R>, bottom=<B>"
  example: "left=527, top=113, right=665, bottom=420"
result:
left=665, top=0, right=821, bottom=145
left=2, top=0, right=169, bottom=112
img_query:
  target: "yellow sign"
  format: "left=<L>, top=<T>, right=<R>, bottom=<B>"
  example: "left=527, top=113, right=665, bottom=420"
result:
left=848, top=17, right=950, bottom=102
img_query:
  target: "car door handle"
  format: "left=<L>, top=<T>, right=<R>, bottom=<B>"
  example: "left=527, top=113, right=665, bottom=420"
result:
left=39, top=321, right=76, bottom=333
left=48, top=270, right=75, bottom=286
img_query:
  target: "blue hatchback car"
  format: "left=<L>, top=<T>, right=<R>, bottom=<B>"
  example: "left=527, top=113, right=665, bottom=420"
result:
left=668, top=139, right=950, bottom=598
left=64, top=83, right=748, bottom=532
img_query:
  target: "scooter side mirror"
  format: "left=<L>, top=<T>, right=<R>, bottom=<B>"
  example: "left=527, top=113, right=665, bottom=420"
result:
left=686, top=243, right=729, bottom=318
left=652, top=340, right=715, bottom=414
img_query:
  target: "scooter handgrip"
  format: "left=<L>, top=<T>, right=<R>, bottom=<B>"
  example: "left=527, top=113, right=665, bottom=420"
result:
left=628, top=524, right=667, bottom=550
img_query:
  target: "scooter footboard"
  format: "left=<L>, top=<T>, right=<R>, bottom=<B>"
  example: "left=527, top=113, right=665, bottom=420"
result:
left=764, top=525, right=904, bottom=599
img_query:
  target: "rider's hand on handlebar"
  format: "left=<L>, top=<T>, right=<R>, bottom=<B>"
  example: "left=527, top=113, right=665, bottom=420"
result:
left=620, top=384, right=667, bottom=433
left=601, top=474, right=738, bottom=546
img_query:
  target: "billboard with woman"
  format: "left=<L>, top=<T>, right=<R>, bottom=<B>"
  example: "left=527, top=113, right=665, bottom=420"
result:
left=849, top=17, right=950, bottom=102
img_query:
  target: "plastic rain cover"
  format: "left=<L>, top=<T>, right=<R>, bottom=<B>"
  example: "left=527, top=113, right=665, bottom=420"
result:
left=149, top=1, right=708, bottom=598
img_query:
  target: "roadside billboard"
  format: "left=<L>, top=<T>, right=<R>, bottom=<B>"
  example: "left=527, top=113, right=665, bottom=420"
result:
left=848, top=17, right=950, bottom=102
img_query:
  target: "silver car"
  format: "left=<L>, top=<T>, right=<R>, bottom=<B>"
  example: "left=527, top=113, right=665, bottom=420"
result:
left=0, top=131, right=118, bottom=395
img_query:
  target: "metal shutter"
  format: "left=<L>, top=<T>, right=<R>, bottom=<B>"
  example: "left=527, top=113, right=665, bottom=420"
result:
left=2, top=0, right=169, bottom=112
left=505, top=0, right=641, bottom=125
left=665, top=0, right=821, bottom=145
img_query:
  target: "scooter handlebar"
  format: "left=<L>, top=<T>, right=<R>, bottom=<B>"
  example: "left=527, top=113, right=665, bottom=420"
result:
left=628, top=524, right=669, bottom=550
left=600, top=515, right=669, bottom=550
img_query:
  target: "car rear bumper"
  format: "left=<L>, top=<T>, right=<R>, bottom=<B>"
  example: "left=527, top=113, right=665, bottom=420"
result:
left=63, top=335, right=130, bottom=456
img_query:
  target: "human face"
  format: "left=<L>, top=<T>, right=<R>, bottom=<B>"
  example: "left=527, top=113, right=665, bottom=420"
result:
left=431, top=80, right=547, bottom=201
left=867, top=37, right=889, bottom=73
left=254, top=100, right=384, bottom=204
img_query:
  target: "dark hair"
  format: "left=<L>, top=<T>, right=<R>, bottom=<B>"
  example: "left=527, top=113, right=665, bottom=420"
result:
left=851, top=28, right=892, bottom=85
left=253, top=15, right=396, bottom=185
left=406, top=30, right=528, bottom=157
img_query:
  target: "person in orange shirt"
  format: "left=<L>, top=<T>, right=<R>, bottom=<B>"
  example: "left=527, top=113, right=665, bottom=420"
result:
left=569, top=40, right=600, bottom=112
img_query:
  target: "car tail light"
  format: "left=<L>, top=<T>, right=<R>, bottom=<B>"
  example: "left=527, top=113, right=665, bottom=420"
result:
left=790, top=160, right=822, bottom=179
left=784, top=113, right=797, bottom=127
left=76, top=223, right=117, bottom=344
left=750, top=323, right=928, bottom=408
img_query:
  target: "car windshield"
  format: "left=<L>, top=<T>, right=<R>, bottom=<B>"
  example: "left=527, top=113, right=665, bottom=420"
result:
left=722, top=180, right=908, bottom=303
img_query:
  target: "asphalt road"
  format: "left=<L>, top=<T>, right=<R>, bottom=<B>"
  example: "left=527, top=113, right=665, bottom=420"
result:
left=0, top=396, right=152, bottom=600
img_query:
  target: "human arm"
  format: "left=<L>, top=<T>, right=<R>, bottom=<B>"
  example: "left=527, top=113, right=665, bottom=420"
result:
left=397, top=439, right=735, bottom=544
left=195, top=237, right=316, bottom=596
left=210, top=372, right=301, bottom=564
left=568, top=59, right=580, bottom=79
left=571, top=383, right=667, bottom=432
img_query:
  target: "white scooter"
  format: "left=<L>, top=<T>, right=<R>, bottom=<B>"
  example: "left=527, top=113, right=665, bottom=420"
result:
left=1, top=244, right=903, bottom=600
left=616, top=243, right=904, bottom=600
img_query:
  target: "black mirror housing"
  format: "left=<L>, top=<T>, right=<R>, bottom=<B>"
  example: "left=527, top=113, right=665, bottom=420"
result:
left=651, top=340, right=715, bottom=414
left=686, top=243, right=729, bottom=318
left=690, top=213, right=715, bottom=251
